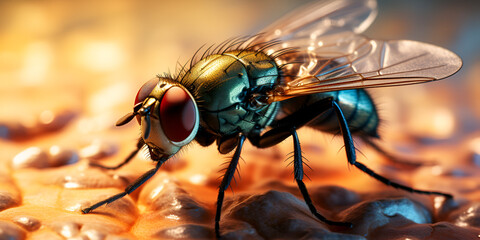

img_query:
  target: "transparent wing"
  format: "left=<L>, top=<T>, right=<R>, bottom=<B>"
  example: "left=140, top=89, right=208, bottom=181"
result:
left=254, top=0, right=377, bottom=43
left=267, top=32, right=462, bottom=103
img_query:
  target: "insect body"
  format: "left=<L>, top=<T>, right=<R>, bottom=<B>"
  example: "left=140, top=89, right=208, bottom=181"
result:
left=280, top=89, right=379, bottom=136
left=82, top=0, right=462, bottom=238
left=183, top=50, right=280, bottom=153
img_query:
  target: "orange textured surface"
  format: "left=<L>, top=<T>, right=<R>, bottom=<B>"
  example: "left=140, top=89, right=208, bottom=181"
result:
left=0, top=0, right=479, bottom=239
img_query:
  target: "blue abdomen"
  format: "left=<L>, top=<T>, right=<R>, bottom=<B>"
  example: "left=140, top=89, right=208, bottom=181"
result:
left=278, top=89, right=379, bottom=136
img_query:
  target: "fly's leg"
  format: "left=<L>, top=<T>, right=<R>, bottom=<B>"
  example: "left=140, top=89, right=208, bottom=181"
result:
left=82, top=157, right=165, bottom=214
left=360, top=135, right=435, bottom=168
left=89, top=138, right=144, bottom=170
left=248, top=97, right=452, bottom=228
left=330, top=101, right=453, bottom=198
left=215, top=134, right=246, bottom=239
left=291, top=128, right=353, bottom=227
left=249, top=98, right=352, bottom=227
left=249, top=97, right=335, bottom=148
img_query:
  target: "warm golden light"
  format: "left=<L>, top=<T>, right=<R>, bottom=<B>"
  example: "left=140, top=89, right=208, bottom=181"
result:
left=0, top=0, right=477, bottom=239
left=407, top=106, right=456, bottom=139
left=19, top=42, right=52, bottom=85
left=39, top=110, right=54, bottom=124
left=75, top=41, right=125, bottom=72
left=431, top=107, right=456, bottom=138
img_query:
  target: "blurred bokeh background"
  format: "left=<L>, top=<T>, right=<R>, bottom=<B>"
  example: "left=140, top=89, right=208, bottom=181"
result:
left=0, top=1, right=479, bottom=238
left=0, top=0, right=479, bottom=140
left=0, top=0, right=478, bottom=170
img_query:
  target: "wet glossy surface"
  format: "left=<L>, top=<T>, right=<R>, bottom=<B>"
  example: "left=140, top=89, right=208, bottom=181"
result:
left=2, top=121, right=480, bottom=239
left=0, top=0, right=479, bottom=239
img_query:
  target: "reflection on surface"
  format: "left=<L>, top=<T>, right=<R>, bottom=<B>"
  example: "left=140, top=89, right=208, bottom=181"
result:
left=0, top=0, right=479, bottom=239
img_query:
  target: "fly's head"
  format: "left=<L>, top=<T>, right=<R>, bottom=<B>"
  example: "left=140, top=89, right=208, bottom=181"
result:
left=116, top=77, right=200, bottom=158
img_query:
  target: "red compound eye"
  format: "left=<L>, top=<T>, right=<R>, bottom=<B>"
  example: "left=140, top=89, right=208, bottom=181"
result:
left=159, top=86, right=197, bottom=142
left=135, top=78, right=159, bottom=106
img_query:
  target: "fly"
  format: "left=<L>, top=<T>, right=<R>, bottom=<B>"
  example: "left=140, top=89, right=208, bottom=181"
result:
left=81, top=0, right=462, bottom=238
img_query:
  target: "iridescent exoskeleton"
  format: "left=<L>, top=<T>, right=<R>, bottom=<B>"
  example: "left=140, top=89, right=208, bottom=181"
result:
left=81, top=0, right=462, bottom=237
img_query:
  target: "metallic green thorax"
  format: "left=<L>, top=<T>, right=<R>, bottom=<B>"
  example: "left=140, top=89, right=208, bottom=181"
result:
left=180, top=50, right=280, bottom=138
left=176, top=49, right=379, bottom=153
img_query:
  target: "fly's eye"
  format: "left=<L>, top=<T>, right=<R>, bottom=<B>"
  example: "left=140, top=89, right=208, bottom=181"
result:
left=135, top=78, right=159, bottom=106
left=135, top=78, right=159, bottom=124
left=159, top=86, right=197, bottom=143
